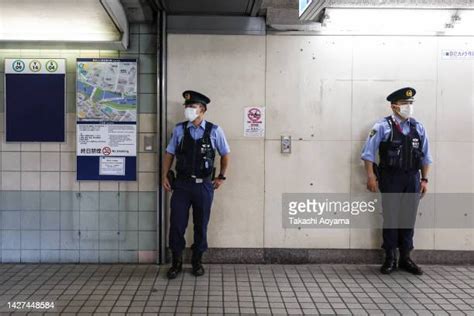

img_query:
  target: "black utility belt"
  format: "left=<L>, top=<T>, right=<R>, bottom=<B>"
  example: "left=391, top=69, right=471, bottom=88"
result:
left=176, top=175, right=212, bottom=183
left=378, top=168, right=420, bottom=175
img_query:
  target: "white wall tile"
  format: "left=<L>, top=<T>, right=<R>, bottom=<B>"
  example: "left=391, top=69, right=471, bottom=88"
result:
left=21, top=152, right=41, bottom=171
left=41, top=152, right=60, bottom=171
left=79, top=181, right=99, bottom=192
left=138, top=172, right=156, bottom=192
left=21, top=172, right=40, bottom=190
left=60, top=172, right=79, bottom=191
left=60, top=152, right=76, bottom=171
left=2, top=152, right=21, bottom=171
left=1, top=137, right=20, bottom=151
left=21, top=143, right=40, bottom=151
left=40, top=172, right=60, bottom=191
left=118, top=181, right=138, bottom=192
left=138, top=114, right=156, bottom=133
left=138, top=153, right=157, bottom=172
left=2, top=171, right=21, bottom=190
left=41, top=143, right=60, bottom=152
left=99, top=181, right=119, bottom=192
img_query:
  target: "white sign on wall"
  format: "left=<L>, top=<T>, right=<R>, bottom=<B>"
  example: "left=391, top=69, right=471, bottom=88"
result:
left=77, top=124, right=137, bottom=156
left=99, top=157, right=126, bottom=176
left=244, top=107, right=265, bottom=137
left=5, top=58, right=66, bottom=74
left=442, top=49, right=474, bottom=60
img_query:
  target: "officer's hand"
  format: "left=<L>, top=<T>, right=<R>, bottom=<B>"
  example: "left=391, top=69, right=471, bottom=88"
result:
left=213, top=178, right=224, bottom=190
left=420, top=180, right=428, bottom=198
left=366, top=175, right=378, bottom=192
left=163, top=176, right=172, bottom=192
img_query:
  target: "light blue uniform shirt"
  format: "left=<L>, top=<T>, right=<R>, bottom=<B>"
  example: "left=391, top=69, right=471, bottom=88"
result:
left=361, top=115, right=432, bottom=165
left=166, top=120, right=231, bottom=156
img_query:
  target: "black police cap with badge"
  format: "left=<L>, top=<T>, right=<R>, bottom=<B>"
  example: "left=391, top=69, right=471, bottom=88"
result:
left=386, top=87, right=416, bottom=103
left=183, top=90, right=211, bottom=107
left=368, top=87, right=417, bottom=139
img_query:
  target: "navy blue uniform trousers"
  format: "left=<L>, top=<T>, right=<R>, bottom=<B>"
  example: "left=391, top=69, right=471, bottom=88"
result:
left=378, top=169, right=421, bottom=251
left=169, top=178, right=214, bottom=255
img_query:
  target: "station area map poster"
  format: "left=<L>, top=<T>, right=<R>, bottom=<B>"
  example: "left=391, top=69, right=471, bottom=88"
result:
left=76, top=58, right=138, bottom=181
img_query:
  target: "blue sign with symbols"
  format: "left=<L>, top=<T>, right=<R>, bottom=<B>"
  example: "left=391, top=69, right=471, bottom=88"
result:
left=4, top=58, right=66, bottom=142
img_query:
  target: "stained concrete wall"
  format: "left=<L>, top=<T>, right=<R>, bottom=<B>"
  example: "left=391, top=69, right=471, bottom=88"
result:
left=167, top=34, right=473, bottom=251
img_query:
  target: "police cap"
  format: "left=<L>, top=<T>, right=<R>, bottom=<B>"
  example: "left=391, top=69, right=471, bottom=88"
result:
left=182, top=90, right=211, bottom=106
left=386, top=87, right=416, bottom=103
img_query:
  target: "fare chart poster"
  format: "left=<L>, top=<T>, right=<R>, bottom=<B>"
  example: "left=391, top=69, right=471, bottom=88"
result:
left=76, top=58, right=138, bottom=181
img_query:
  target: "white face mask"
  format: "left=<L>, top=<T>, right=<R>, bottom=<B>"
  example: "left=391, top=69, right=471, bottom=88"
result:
left=184, top=107, right=199, bottom=122
left=398, top=104, right=413, bottom=119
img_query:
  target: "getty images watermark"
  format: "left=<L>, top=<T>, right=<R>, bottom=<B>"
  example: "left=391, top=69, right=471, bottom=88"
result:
left=282, top=193, right=473, bottom=229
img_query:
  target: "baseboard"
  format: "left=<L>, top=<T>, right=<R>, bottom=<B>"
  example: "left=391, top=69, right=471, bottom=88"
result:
left=167, top=248, right=473, bottom=265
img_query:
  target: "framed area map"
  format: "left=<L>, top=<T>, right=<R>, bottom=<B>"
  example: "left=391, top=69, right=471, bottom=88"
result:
left=76, top=58, right=138, bottom=181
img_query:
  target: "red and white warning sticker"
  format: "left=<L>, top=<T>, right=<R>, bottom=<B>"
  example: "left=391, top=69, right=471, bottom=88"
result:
left=244, top=106, right=265, bottom=137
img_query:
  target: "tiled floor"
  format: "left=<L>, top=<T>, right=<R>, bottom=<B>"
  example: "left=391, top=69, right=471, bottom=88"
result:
left=0, top=264, right=472, bottom=315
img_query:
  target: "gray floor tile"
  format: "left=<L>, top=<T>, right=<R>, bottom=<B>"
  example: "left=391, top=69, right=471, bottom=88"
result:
left=0, top=263, right=471, bottom=316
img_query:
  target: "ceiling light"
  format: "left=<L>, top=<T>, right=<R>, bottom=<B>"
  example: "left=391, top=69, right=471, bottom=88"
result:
left=0, top=0, right=129, bottom=49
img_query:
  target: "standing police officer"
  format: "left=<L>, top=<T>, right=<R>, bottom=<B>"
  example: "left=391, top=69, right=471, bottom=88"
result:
left=361, top=87, right=432, bottom=275
left=162, top=90, right=230, bottom=279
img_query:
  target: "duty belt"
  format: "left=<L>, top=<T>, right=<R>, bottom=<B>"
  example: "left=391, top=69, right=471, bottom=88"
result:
left=176, top=174, right=212, bottom=183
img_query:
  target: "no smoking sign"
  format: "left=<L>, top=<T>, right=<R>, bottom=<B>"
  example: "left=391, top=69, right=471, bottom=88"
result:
left=102, top=146, right=112, bottom=156
left=247, top=108, right=262, bottom=123
left=244, top=107, right=265, bottom=137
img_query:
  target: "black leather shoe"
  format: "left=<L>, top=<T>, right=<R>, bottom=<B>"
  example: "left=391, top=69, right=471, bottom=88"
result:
left=399, top=257, right=423, bottom=275
left=191, top=252, right=205, bottom=277
left=380, top=250, right=397, bottom=274
left=167, top=253, right=183, bottom=279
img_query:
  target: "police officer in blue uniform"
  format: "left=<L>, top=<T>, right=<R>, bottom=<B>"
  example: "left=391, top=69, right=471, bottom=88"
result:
left=361, top=87, right=432, bottom=275
left=163, top=90, right=230, bottom=279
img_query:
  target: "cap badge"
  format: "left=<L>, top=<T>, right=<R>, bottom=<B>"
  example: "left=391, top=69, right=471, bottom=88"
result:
left=406, top=90, right=413, bottom=97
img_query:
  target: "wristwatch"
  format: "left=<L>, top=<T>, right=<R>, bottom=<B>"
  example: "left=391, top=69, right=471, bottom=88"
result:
left=217, top=174, right=226, bottom=180
left=421, top=178, right=428, bottom=183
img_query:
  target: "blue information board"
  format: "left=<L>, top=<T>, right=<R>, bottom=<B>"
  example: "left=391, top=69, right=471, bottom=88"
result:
left=5, top=59, right=66, bottom=142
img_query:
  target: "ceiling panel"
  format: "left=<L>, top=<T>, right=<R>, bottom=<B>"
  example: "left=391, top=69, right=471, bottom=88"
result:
left=162, top=0, right=254, bottom=15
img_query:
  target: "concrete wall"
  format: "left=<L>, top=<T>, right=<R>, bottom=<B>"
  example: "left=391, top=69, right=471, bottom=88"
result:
left=0, top=23, right=159, bottom=263
left=167, top=34, right=473, bottom=252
